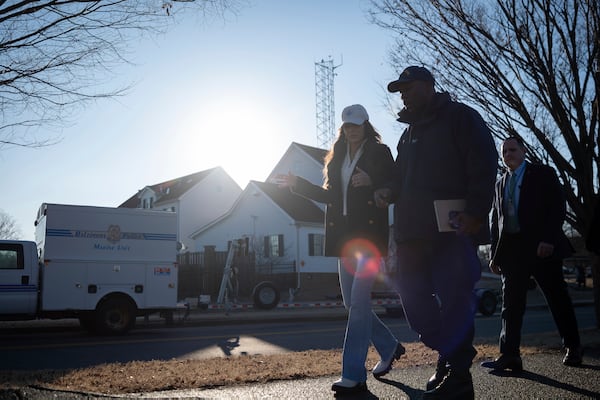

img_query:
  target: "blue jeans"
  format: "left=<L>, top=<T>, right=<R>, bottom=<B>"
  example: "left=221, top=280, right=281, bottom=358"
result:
left=339, top=256, right=398, bottom=382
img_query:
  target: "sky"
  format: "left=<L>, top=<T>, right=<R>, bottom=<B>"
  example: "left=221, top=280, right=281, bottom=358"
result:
left=2, top=0, right=407, bottom=241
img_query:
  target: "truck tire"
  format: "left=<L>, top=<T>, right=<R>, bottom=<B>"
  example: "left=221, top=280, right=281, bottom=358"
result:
left=477, top=290, right=498, bottom=316
left=95, top=297, right=136, bottom=335
left=252, top=281, right=280, bottom=310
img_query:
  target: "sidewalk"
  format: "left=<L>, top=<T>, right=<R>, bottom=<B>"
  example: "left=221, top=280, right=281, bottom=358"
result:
left=127, top=350, right=600, bottom=399
left=10, top=348, right=600, bottom=399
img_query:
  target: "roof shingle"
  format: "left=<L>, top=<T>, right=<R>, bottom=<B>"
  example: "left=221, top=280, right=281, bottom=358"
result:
left=251, top=181, right=324, bottom=224
left=119, top=168, right=218, bottom=208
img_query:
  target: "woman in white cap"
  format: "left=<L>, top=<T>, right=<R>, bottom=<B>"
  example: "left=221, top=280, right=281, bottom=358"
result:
left=277, top=104, right=404, bottom=394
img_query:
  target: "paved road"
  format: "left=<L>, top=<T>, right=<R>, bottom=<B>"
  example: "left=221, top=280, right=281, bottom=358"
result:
left=1, top=305, right=596, bottom=371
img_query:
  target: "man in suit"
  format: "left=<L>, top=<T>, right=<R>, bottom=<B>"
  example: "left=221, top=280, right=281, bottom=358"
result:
left=483, top=136, right=583, bottom=372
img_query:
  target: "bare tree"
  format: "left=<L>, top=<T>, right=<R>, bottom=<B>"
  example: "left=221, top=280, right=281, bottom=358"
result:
left=369, top=0, right=599, bottom=238
left=0, top=209, right=20, bottom=239
left=0, top=0, right=243, bottom=149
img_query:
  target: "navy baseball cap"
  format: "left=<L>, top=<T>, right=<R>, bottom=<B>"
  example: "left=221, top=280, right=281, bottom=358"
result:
left=387, top=66, right=435, bottom=92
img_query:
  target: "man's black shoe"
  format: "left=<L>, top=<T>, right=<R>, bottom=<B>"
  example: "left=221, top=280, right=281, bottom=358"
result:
left=480, top=354, right=523, bottom=372
left=422, top=369, right=474, bottom=400
left=563, top=345, right=583, bottom=366
left=426, top=360, right=449, bottom=391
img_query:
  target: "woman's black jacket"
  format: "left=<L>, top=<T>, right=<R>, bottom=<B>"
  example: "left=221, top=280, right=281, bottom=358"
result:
left=292, top=141, right=394, bottom=257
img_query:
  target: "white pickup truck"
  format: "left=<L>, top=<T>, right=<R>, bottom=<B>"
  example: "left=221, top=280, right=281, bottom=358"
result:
left=0, top=203, right=179, bottom=334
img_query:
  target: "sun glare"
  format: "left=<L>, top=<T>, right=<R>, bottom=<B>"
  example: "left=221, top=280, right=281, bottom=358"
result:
left=340, top=238, right=382, bottom=279
left=173, top=93, right=287, bottom=188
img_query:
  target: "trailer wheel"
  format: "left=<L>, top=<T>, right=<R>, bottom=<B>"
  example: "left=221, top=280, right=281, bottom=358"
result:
left=95, top=297, right=136, bottom=335
left=252, top=281, right=280, bottom=310
left=477, top=290, right=498, bottom=316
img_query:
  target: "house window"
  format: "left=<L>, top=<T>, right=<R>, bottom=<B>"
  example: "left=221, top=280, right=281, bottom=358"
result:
left=149, top=197, right=154, bottom=208
left=308, top=233, right=325, bottom=256
left=264, top=234, right=284, bottom=257
left=142, top=199, right=147, bottom=209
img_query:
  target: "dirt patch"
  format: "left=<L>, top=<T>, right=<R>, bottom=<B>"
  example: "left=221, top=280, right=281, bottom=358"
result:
left=1, top=328, right=598, bottom=395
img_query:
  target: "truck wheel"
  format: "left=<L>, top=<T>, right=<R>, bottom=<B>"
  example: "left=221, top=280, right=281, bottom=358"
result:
left=252, top=281, right=280, bottom=310
left=478, top=290, right=497, bottom=316
left=95, top=297, right=136, bottom=335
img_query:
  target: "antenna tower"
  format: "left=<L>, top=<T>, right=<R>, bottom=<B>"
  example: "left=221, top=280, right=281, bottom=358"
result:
left=315, top=57, right=342, bottom=149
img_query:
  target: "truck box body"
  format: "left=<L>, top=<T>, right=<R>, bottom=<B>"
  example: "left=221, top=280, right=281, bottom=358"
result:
left=37, top=204, right=176, bottom=263
left=0, top=203, right=178, bottom=334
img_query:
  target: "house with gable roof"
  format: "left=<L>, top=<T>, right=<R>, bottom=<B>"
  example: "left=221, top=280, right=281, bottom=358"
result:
left=190, top=179, right=338, bottom=274
left=266, top=142, right=328, bottom=196
left=119, top=167, right=242, bottom=251
left=189, top=143, right=341, bottom=299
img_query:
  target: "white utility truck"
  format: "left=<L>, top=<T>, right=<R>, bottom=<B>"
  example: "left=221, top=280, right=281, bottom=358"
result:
left=0, top=203, right=179, bottom=335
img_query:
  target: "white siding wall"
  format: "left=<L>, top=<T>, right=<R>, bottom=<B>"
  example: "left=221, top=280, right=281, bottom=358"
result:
left=177, top=169, right=241, bottom=251
left=193, top=184, right=337, bottom=273
left=270, top=154, right=324, bottom=186
left=267, top=146, right=326, bottom=211
left=193, top=186, right=294, bottom=254
left=296, top=226, right=337, bottom=273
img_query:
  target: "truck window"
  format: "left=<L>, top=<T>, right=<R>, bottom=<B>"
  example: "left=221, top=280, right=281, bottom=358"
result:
left=0, top=244, right=24, bottom=270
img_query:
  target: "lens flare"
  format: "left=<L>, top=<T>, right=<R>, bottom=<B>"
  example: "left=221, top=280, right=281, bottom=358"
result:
left=340, top=238, right=382, bottom=278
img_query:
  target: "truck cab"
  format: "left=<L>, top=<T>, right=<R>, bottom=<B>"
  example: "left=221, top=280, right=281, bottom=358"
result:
left=0, top=240, right=40, bottom=318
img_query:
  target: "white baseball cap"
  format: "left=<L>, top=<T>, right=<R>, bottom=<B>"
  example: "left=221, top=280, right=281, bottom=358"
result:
left=341, top=104, right=369, bottom=125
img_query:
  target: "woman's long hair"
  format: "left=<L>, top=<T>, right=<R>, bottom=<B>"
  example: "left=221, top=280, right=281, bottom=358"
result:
left=322, top=121, right=383, bottom=188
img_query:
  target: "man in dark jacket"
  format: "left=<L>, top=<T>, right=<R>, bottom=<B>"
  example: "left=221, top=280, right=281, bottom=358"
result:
left=375, top=66, right=498, bottom=399
left=483, top=136, right=583, bottom=371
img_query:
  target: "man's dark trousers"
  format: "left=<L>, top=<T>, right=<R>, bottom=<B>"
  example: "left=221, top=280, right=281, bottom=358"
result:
left=499, top=232, right=580, bottom=355
left=395, top=234, right=480, bottom=369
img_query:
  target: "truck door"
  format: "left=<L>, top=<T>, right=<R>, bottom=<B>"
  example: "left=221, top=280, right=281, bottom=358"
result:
left=0, top=242, right=38, bottom=315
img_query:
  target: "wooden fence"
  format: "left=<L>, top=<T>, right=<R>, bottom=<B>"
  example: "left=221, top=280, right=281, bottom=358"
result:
left=177, top=247, right=296, bottom=302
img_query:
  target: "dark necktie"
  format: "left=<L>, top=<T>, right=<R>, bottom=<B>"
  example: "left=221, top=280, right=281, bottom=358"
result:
left=504, top=173, right=520, bottom=233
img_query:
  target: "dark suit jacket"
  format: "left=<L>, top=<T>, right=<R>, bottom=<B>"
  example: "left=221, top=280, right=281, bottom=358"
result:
left=293, top=141, right=394, bottom=257
left=490, top=162, right=573, bottom=264
left=586, top=195, right=600, bottom=255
